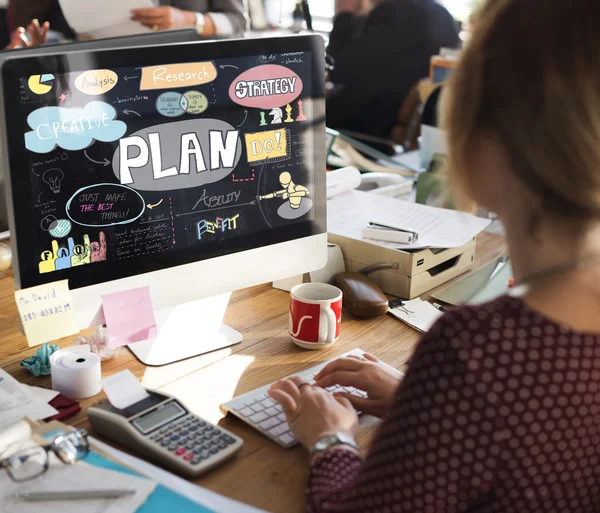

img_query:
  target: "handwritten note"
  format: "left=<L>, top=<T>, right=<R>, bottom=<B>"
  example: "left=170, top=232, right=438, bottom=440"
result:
left=14, top=280, right=79, bottom=347
left=102, top=286, right=157, bottom=348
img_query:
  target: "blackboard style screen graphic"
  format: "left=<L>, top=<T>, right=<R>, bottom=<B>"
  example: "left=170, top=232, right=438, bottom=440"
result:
left=2, top=36, right=326, bottom=293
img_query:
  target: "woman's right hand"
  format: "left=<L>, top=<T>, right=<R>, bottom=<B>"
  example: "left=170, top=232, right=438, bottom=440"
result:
left=314, top=353, right=403, bottom=418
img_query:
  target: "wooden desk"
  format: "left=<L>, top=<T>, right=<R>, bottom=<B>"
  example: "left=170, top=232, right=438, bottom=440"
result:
left=0, top=233, right=504, bottom=513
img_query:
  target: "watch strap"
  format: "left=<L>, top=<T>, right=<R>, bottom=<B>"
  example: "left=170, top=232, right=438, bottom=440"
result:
left=310, top=432, right=358, bottom=457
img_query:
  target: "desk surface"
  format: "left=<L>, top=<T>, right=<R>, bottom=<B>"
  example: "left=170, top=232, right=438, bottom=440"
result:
left=0, top=233, right=504, bottom=513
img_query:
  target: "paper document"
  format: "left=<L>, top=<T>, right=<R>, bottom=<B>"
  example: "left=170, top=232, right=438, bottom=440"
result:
left=0, top=369, right=58, bottom=431
left=26, top=385, right=60, bottom=403
left=92, top=437, right=269, bottom=513
left=326, top=167, right=362, bottom=199
left=15, top=280, right=79, bottom=347
left=328, top=190, right=491, bottom=250
left=58, top=0, right=153, bottom=37
left=388, top=299, right=444, bottom=334
left=0, top=460, right=156, bottom=513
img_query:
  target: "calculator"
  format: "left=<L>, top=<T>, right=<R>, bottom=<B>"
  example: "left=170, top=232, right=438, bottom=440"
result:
left=88, top=389, right=243, bottom=477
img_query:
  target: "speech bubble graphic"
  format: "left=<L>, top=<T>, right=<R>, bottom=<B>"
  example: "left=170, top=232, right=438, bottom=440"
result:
left=245, top=128, right=290, bottom=164
left=25, top=101, right=127, bottom=154
left=183, top=90, right=209, bottom=114
left=66, top=183, right=145, bottom=227
left=156, top=91, right=188, bottom=117
left=229, top=65, right=303, bottom=110
left=75, top=69, right=118, bottom=95
left=140, top=62, right=217, bottom=91
left=112, top=119, right=242, bottom=192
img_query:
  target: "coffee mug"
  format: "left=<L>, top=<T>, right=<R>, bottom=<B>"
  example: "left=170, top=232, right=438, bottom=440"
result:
left=289, top=283, right=343, bottom=350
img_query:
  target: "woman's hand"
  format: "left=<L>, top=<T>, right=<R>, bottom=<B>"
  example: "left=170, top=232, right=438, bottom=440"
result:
left=315, top=353, right=402, bottom=419
left=6, top=19, right=49, bottom=50
left=130, top=7, right=196, bottom=30
left=268, top=376, right=358, bottom=449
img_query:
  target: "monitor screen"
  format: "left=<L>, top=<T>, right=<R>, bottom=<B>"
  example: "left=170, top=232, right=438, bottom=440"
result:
left=2, top=36, right=326, bottom=290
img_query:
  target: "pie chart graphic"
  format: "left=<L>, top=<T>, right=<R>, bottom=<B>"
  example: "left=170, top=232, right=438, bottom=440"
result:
left=28, top=74, right=55, bottom=95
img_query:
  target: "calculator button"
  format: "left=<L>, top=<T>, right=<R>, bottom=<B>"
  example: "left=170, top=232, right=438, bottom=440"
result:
left=205, top=426, right=213, bottom=431
left=184, top=453, right=194, bottom=461
left=180, top=430, right=188, bottom=436
left=222, top=435, right=236, bottom=444
left=168, top=445, right=179, bottom=452
left=193, top=448, right=203, bottom=454
left=209, top=448, right=218, bottom=454
left=213, top=429, right=221, bottom=435
left=185, top=443, right=195, bottom=450
left=191, top=457, right=203, bottom=465
left=198, top=421, right=206, bottom=427
left=161, top=440, right=170, bottom=447
left=170, top=435, right=180, bottom=441
left=175, top=448, right=186, bottom=456
left=218, top=441, right=227, bottom=449
left=189, top=425, right=198, bottom=431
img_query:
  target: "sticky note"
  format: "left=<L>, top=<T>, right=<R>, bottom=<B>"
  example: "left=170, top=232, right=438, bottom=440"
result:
left=102, top=286, right=157, bottom=348
left=14, top=280, right=79, bottom=347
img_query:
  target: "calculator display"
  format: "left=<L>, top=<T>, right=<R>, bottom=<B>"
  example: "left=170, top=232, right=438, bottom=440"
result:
left=132, top=402, right=185, bottom=434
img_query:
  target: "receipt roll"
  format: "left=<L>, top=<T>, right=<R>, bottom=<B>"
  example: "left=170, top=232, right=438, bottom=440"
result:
left=50, top=345, right=102, bottom=399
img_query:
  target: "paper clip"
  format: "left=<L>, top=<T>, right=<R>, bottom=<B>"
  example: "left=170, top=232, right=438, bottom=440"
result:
left=388, top=299, right=414, bottom=315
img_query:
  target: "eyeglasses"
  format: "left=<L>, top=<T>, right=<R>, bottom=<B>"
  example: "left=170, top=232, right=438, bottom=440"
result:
left=0, top=429, right=90, bottom=482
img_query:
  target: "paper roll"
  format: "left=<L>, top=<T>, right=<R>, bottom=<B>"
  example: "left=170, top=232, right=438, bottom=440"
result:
left=50, top=345, right=102, bottom=399
left=326, top=166, right=362, bottom=199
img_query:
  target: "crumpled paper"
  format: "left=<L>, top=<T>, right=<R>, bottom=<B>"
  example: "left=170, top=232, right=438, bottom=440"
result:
left=20, top=342, right=59, bottom=376
left=73, top=326, right=120, bottom=361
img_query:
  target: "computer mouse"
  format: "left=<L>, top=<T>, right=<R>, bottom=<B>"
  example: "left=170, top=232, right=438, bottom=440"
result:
left=333, top=272, right=388, bottom=318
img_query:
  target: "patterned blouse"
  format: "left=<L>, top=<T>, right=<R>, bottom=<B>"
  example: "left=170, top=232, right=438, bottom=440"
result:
left=307, top=296, right=600, bottom=513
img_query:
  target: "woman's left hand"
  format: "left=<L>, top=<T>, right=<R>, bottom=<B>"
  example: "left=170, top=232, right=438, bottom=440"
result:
left=268, top=376, right=358, bottom=449
left=130, top=7, right=195, bottom=30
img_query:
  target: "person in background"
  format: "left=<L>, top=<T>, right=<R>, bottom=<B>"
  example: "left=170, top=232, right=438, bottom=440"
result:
left=270, top=0, right=600, bottom=511
left=326, top=0, right=459, bottom=139
left=130, top=0, right=247, bottom=38
left=5, top=18, right=49, bottom=49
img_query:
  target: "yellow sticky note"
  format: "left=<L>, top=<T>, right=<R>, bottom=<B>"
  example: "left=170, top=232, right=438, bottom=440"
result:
left=14, top=280, right=79, bottom=347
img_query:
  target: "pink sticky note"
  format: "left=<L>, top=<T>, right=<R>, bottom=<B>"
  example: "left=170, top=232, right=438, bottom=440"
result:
left=102, top=286, right=157, bottom=348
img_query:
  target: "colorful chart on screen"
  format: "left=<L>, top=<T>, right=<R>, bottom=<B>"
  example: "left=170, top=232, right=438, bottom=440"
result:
left=8, top=48, right=319, bottom=288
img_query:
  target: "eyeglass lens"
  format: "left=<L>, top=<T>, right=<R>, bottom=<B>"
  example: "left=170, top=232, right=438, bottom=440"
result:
left=52, top=431, right=90, bottom=464
left=6, top=446, right=48, bottom=482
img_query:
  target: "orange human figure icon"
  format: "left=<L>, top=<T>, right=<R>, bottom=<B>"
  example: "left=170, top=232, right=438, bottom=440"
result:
left=90, top=232, right=107, bottom=263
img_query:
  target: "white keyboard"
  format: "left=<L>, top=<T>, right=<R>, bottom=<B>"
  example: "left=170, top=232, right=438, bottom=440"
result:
left=221, top=349, right=374, bottom=448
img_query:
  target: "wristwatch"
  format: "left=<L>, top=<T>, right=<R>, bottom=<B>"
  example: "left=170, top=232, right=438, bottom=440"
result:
left=310, top=432, right=358, bottom=457
left=195, top=12, right=205, bottom=35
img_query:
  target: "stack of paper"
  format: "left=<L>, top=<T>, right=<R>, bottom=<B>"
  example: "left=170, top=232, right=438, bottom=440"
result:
left=388, top=299, right=443, bottom=333
left=0, top=368, right=58, bottom=431
left=328, top=190, right=491, bottom=250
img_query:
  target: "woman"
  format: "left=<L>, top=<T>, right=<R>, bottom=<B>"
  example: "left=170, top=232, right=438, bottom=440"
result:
left=269, top=0, right=600, bottom=511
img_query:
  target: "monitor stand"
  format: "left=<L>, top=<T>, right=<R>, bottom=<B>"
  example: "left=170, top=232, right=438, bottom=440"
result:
left=127, top=294, right=243, bottom=367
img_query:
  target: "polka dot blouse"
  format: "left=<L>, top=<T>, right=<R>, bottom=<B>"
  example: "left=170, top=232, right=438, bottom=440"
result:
left=307, top=295, right=600, bottom=512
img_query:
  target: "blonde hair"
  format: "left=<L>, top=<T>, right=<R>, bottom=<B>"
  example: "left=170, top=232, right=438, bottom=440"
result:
left=441, top=0, right=600, bottom=218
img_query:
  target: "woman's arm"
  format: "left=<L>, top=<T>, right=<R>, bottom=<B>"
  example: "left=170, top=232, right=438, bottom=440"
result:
left=306, top=312, right=504, bottom=512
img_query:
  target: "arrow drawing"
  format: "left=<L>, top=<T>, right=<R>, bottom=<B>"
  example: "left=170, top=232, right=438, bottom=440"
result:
left=147, top=199, right=164, bottom=210
left=84, top=150, right=110, bottom=167
left=31, top=167, right=40, bottom=177
left=124, top=76, right=139, bottom=81
left=219, top=64, right=239, bottom=70
left=236, top=110, right=248, bottom=128
left=123, top=109, right=141, bottom=117
left=176, top=200, right=256, bottom=218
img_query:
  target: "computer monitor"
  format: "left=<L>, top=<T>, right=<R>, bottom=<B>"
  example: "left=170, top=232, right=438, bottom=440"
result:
left=0, top=29, right=202, bottom=236
left=1, top=35, right=327, bottom=365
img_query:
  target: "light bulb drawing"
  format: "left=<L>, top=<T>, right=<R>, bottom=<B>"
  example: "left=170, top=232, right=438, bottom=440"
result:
left=43, top=168, right=64, bottom=194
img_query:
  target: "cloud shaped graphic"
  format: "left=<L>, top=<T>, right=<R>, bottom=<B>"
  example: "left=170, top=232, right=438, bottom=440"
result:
left=25, top=101, right=127, bottom=154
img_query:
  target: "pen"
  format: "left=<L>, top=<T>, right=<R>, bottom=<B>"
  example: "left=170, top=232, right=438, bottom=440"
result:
left=18, top=489, right=137, bottom=502
left=432, top=302, right=448, bottom=313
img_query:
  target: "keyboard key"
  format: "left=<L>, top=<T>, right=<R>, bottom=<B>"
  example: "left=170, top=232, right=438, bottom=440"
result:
left=266, top=407, right=280, bottom=417
left=277, top=413, right=286, bottom=423
left=279, top=433, right=296, bottom=445
left=250, top=403, right=265, bottom=413
left=269, top=423, right=290, bottom=437
left=175, top=448, right=186, bottom=456
left=239, top=407, right=254, bottom=417
left=249, top=412, right=268, bottom=423
left=258, top=417, right=281, bottom=430
left=261, top=398, right=276, bottom=408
